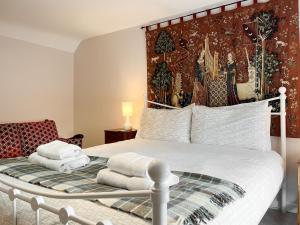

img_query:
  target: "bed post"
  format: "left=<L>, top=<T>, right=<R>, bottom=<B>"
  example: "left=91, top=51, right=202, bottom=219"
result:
left=279, top=86, right=287, bottom=213
left=8, top=188, right=20, bottom=225
left=148, top=160, right=170, bottom=225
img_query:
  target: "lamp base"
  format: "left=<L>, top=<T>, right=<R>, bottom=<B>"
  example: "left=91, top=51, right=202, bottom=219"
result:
left=123, top=125, right=132, bottom=131
left=124, top=116, right=132, bottom=131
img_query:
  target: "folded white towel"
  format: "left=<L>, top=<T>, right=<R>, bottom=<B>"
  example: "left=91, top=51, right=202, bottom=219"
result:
left=96, top=169, right=128, bottom=189
left=126, top=176, right=156, bottom=191
left=28, top=152, right=90, bottom=172
left=107, top=152, right=153, bottom=177
left=97, top=168, right=179, bottom=191
left=37, top=140, right=81, bottom=160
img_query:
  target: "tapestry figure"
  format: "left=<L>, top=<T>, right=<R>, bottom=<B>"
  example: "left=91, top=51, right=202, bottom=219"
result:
left=225, top=53, right=240, bottom=105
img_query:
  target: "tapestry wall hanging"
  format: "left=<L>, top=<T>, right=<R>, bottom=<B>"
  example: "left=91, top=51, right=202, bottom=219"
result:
left=146, top=0, right=300, bottom=137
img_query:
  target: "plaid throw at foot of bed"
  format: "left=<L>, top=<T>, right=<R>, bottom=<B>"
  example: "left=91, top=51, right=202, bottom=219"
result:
left=0, top=157, right=245, bottom=225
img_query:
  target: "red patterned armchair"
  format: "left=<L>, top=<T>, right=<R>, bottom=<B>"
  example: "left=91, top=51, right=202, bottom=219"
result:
left=0, top=120, right=84, bottom=158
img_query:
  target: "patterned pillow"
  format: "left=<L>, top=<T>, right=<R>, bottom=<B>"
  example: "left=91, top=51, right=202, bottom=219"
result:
left=137, top=107, right=192, bottom=143
left=191, top=101, right=272, bottom=151
left=18, top=120, right=59, bottom=156
left=0, top=123, right=23, bottom=158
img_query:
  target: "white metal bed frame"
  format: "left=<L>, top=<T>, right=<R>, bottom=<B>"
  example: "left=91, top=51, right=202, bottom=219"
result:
left=0, top=87, right=286, bottom=225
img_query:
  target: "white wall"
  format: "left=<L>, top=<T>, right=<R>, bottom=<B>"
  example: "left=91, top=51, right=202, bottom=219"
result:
left=0, top=35, right=74, bottom=137
left=74, top=27, right=147, bottom=147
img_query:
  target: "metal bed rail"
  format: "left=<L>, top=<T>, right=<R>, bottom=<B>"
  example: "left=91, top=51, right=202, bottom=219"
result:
left=0, top=160, right=170, bottom=225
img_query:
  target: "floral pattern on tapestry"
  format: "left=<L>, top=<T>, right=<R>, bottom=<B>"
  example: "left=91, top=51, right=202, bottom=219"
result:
left=146, top=0, right=300, bottom=137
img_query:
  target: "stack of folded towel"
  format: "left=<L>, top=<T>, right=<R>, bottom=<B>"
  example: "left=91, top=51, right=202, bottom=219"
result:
left=29, top=140, right=90, bottom=172
left=97, top=152, right=179, bottom=191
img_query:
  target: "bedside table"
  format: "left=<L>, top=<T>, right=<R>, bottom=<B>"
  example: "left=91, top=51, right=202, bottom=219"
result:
left=104, top=129, right=137, bottom=144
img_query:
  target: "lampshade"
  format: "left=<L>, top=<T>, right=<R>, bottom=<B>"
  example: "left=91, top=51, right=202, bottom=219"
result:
left=122, top=102, right=133, bottom=117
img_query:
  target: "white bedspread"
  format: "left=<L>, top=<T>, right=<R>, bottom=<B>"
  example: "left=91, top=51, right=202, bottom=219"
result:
left=0, top=139, right=283, bottom=225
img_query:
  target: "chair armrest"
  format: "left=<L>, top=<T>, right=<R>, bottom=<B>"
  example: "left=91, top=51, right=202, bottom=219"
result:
left=59, top=134, right=84, bottom=148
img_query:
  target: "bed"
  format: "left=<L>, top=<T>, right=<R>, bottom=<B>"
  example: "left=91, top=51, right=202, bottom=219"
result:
left=0, top=87, right=287, bottom=225
left=87, top=139, right=284, bottom=225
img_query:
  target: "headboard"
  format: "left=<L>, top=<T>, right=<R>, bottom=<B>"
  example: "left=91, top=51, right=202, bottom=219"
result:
left=145, top=87, right=287, bottom=212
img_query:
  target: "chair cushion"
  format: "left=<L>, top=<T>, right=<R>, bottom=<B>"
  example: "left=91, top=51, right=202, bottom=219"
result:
left=18, top=120, right=59, bottom=156
left=0, top=123, right=23, bottom=158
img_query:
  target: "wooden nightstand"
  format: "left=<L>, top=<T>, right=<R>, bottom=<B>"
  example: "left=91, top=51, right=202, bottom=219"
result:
left=104, top=129, right=137, bottom=144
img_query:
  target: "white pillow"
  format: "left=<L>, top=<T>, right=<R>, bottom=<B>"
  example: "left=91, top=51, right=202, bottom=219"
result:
left=210, top=101, right=272, bottom=144
left=191, top=101, right=272, bottom=151
left=137, top=107, right=192, bottom=143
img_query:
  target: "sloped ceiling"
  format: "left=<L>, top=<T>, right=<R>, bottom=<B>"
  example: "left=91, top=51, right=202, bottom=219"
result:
left=0, top=0, right=233, bottom=52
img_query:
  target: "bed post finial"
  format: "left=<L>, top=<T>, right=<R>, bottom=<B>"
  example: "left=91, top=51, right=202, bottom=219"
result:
left=59, top=206, right=75, bottom=225
left=148, top=160, right=170, bottom=225
left=97, top=220, right=113, bottom=225
left=279, top=86, right=286, bottom=94
left=279, top=86, right=287, bottom=213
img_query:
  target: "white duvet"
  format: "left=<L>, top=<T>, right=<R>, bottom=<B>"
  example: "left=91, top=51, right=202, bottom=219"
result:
left=0, top=139, right=283, bottom=225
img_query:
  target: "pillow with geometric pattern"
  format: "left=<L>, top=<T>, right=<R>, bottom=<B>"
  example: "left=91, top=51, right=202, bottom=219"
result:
left=0, top=123, right=23, bottom=158
left=18, top=120, right=59, bottom=156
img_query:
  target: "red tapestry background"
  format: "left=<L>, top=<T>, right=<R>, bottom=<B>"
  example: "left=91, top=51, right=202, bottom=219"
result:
left=146, top=0, right=300, bottom=137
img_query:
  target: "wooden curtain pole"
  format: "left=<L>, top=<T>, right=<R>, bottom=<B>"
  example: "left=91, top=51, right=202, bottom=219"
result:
left=141, top=0, right=251, bottom=30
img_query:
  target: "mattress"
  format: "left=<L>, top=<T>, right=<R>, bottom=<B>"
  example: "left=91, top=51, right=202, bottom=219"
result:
left=0, top=139, right=283, bottom=225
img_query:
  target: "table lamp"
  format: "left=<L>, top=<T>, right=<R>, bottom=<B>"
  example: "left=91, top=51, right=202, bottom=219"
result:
left=122, top=101, right=133, bottom=130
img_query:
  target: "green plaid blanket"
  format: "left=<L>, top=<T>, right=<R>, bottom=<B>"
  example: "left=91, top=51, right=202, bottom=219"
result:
left=0, top=157, right=245, bottom=225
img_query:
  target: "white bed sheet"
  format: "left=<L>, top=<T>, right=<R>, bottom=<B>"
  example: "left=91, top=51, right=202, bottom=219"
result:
left=0, top=139, right=283, bottom=225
